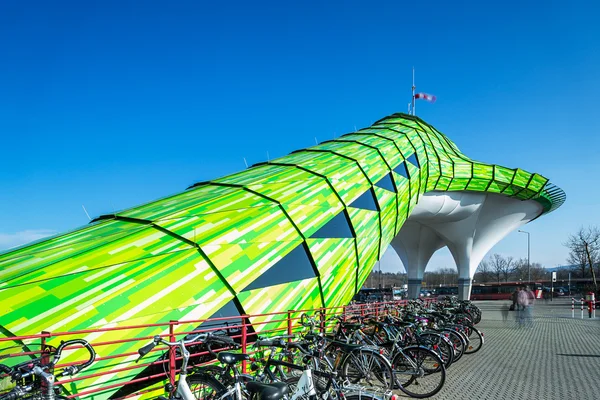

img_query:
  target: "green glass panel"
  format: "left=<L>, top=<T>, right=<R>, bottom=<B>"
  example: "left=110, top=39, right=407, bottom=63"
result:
left=494, top=165, right=515, bottom=184
left=472, top=163, right=494, bottom=180
left=448, top=178, right=470, bottom=191
left=513, top=169, right=531, bottom=188
left=435, top=176, right=452, bottom=191
left=466, top=178, right=490, bottom=191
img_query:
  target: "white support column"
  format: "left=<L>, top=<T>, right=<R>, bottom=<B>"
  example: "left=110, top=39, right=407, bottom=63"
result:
left=395, top=191, right=545, bottom=301
left=391, top=221, right=445, bottom=299
left=457, top=278, right=473, bottom=301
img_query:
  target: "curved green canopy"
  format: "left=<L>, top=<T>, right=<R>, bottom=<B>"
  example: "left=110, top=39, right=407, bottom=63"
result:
left=0, top=113, right=564, bottom=397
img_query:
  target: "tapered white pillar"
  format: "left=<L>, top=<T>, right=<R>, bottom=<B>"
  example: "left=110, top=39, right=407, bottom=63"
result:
left=391, top=221, right=445, bottom=299
left=395, top=191, right=544, bottom=300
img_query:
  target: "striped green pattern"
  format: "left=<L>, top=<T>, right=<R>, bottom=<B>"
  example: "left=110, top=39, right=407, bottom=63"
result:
left=0, top=113, right=565, bottom=398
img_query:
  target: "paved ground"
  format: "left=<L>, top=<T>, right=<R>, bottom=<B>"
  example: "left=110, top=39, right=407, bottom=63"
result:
left=395, top=298, right=600, bottom=399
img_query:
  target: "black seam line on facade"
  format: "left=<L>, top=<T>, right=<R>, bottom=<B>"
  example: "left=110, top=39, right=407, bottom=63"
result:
left=206, top=181, right=326, bottom=307
left=264, top=161, right=361, bottom=297
left=301, top=241, right=326, bottom=308
left=465, top=161, right=475, bottom=190
left=483, top=172, right=494, bottom=192
left=382, top=126, right=418, bottom=221
left=366, top=128, right=413, bottom=231
left=352, top=127, right=411, bottom=234
left=349, top=132, right=404, bottom=236
left=511, top=170, right=530, bottom=198
left=373, top=112, right=422, bottom=126
left=428, top=122, right=469, bottom=162
left=186, top=181, right=211, bottom=190
left=230, top=297, right=251, bottom=327
left=414, top=119, right=451, bottom=159
left=263, top=162, right=348, bottom=213
left=303, top=148, right=366, bottom=295
left=302, top=148, right=376, bottom=190
left=1, top=223, right=186, bottom=290
left=526, top=172, right=550, bottom=201
left=522, top=173, right=537, bottom=200
left=410, top=121, right=443, bottom=193
left=330, top=138, right=393, bottom=262
left=492, top=165, right=508, bottom=192
left=405, top=125, right=428, bottom=198
left=399, top=128, right=423, bottom=217
left=500, top=167, right=518, bottom=196
left=108, top=215, right=238, bottom=299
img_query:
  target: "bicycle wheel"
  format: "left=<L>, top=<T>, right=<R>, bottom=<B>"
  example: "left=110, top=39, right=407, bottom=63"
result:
left=187, top=373, right=232, bottom=400
left=464, top=326, right=484, bottom=354
left=345, top=394, right=385, bottom=400
left=341, top=349, right=394, bottom=392
left=417, top=333, right=454, bottom=369
left=391, top=347, right=445, bottom=398
left=443, top=329, right=465, bottom=363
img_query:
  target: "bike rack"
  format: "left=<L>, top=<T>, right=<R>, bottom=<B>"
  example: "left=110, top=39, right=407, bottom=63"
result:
left=1, top=299, right=433, bottom=399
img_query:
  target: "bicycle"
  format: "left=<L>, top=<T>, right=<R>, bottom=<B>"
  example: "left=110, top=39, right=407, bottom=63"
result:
left=0, top=339, right=96, bottom=400
left=252, top=335, right=389, bottom=400
left=137, top=331, right=239, bottom=400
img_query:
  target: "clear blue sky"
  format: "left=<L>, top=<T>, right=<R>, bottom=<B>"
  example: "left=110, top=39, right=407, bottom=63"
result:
left=1, top=0, right=599, bottom=272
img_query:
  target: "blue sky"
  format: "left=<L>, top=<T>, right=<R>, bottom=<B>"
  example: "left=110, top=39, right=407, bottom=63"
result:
left=1, top=0, right=598, bottom=271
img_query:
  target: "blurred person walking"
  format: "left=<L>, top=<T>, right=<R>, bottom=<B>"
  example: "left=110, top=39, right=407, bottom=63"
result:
left=525, top=286, right=536, bottom=327
left=516, top=286, right=528, bottom=327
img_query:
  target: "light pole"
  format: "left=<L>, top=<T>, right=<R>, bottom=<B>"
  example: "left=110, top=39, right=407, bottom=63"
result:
left=518, top=230, right=531, bottom=282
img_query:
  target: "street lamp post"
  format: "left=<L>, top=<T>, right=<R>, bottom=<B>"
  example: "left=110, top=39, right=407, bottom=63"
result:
left=518, top=230, right=531, bottom=282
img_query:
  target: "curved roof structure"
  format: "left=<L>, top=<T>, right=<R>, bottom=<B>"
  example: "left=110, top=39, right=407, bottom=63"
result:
left=0, top=112, right=564, bottom=396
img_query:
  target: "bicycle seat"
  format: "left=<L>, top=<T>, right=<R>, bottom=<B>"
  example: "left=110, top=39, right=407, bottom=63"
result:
left=217, top=352, right=250, bottom=365
left=246, top=381, right=289, bottom=400
left=328, top=340, right=363, bottom=353
left=340, top=322, right=362, bottom=330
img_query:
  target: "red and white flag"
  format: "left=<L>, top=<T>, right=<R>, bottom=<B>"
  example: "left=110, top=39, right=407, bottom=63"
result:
left=414, top=93, right=437, bottom=103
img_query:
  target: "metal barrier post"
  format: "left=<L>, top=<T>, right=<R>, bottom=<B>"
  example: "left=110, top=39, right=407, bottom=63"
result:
left=242, top=315, right=248, bottom=373
left=571, top=298, right=574, bottom=318
left=581, top=298, right=584, bottom=319
left=168, top=321, right=177, bottom=387
left=287, top=310, right=293, bottom=337
left=40, top=331, right=51, bottom=365
left=40, top=331, right=51, bottom=396
left=342, top=305, right=347, bottom=322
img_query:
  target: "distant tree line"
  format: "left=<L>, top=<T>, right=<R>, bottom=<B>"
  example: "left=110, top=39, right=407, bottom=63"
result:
left=474, top=255, right=547, bottom=283
left=364, top=225, right=600, bottom=291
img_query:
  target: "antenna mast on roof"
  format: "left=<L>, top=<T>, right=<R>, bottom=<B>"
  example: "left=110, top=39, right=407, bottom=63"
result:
left=82, top=205, right=91, bottom=221
left=411, top=67, right=416, bottom=116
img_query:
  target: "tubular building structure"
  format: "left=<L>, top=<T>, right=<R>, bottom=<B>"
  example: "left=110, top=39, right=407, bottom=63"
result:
left=0, top=112, right=565, bottom=396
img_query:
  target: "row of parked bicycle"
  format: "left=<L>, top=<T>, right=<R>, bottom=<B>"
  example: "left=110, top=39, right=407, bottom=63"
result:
left=0, top=297, right=483, bottom=400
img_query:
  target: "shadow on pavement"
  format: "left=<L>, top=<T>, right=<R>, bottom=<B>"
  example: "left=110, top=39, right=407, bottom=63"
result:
left=556, top=353, right=600, bottom=358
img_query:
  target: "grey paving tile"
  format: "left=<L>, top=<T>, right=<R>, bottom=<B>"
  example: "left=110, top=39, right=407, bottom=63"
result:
left=393, top=298, right=600, bottom=400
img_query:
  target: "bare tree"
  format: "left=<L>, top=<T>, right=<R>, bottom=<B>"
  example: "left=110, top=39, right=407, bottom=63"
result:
left=564, top=226, right=599, bottom=289
left=475, top=260, right=493, bottom=283
left=489, top=253, right=505, bottom=283
left=502, top=256, right=515, bottom=282
left=529, top=262, right=546, bottom=281
left=513, top=257, right=528, bottom=281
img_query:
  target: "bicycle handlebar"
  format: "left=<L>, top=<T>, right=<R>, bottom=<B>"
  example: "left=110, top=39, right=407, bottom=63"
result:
left=55, top=339, right=96, bottom=377
left=0, top=339, right=95, bottom=400
left=136, top=332, right=237, bottom=361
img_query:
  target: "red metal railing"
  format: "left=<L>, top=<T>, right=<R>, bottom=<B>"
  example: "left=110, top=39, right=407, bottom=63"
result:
left=0, top=300, right=430, bottom=399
